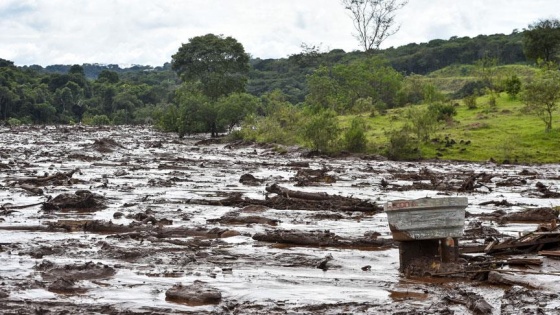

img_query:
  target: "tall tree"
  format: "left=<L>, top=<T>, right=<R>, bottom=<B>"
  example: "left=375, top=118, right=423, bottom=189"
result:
left=523, top=19, right=560, bottom=63
left=341, top=0, right=408, bottom=51
left=171, top=34, right=250, bottom=100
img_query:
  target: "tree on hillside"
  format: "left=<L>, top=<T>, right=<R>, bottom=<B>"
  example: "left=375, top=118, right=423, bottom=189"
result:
left=171, top=34, right=250, bottom=100
left=341, top=0, right=408, bottom=51
left=521, top=68, right=560, bottom=132
left=523, top=19, right=560, bottom=63
left=306, top=56, right=403, bottom=113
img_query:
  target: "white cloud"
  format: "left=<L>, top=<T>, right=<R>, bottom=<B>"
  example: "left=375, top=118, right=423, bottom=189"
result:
left=1, top=0, right=559, bottom=66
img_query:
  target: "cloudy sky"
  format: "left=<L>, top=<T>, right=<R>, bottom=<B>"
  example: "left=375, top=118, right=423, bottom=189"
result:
left=1, top=0, right=558, bottom=67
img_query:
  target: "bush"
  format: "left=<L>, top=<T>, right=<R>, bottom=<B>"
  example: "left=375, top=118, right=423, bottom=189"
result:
left=301, top=109, right=340, bottom=153
left=503, top=74, right=522, bottom=99
left=463, top=95, right=477, bottom=109
left=343, top=117, right=368, bottom=153
left=453, top=80, right=490, bottom=99
left=405, top=106, right=438, bottom=142
left=385, top=129, right=421, bottom=161
left=86, top=115, right=111, bottom=126
left=7, top=117, right=22, bottom=126
left=428, top=102, right=457, bottom=121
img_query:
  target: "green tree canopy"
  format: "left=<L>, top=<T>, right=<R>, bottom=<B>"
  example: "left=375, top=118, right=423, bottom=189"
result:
left=523, top=19, right=560, bottom=63
left=521, top=68, right=560, bottom=132
left=171, top=34, right=250, bottom=100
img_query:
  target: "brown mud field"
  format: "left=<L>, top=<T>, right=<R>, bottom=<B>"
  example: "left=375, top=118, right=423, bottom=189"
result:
left=1, top=125, right=560, bottom=314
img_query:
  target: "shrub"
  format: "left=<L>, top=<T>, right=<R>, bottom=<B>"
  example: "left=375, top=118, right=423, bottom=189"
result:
left=428, top=102, right=457, bottom=121
left=453, top=80, right=490, bottom=99
left=89, top=115, right=111, bottom=126
left=301, top=109, right=340, bottom=153
left=7, top=117, right=22, bottom=126
left=463, top=95, right=477, bottom=109
left=405, top=106, right=438, bottom=143
left=385, top=129, right=421, bottom=161
left=503, top=74, right=522, bottom=99
left=343, top=117, right=368, bottom=153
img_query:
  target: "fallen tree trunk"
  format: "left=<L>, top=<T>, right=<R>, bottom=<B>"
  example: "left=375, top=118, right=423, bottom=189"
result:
left=488, top=271, right=539, bottom=289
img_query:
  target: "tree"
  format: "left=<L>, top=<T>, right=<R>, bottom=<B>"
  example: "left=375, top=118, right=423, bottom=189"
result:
left=97, top=70, right=119, bottom=84
left=305, top=56, right=403, bottom=113
left=521, top=69, right=560, bottom=132
left=341, top=0, right=408, bottom=51
left=171, top=34, right=250, bottom=100
left=217, top=93, right=260, bottom=132
left=523, top=19, right=560, bottom=63
left=301, top=109, right=340, bottom=152
left=0, top=86, right=18, bottom=121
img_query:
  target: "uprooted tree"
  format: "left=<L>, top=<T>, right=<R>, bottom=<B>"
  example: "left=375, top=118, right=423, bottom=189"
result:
left=341, top=0, right=408, bottom=51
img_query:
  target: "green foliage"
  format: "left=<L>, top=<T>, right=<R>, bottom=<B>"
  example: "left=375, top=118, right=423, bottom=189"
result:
left=427, top=102, right=457, bottom=121
left=97, top=70, right=119, bottom=84
left=463, top=95, right=478, bottom=109
left=171, top=34, right=250, bottom=100
left=306, top=56, right=403, bottom=113
left=503, top=74, right=522, bottom=99
left=301, top=109, right=340, bottom=152
left=385, top=128, right=420, bottom=160
left=385, top=33, right=526, bottom=75
left=405, top=106, right=438, bottom=142
left=397, top=75, right=446, bottom=106
left=154, top=104, right=180, bottom=133
left=7, top=117, right=22, bottom=126
left=217, top=93, right=260, bottom=131
left=523, top=19, right=560, bottom=63
left=521, top=68, right=560, bottom=132
left=239, top=105, right=304, bottom=145
left=343, top=117, right=368, bottom=152
left=83, top=114, right=111, bottom=126
left=174, top=85, right=214, bottom=137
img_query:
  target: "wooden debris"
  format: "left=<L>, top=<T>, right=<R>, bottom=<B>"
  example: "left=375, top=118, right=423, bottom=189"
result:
left=538, top=250, right=560, bottom=258
left=488, top=271, right=539, bottom=289
left=535, top=182, right=560, bottom=198
left=506, top=258, right=542, bottom=266
left=461, top=226, right=560, bottom=255
left=266, top=183, right=330, bottom=201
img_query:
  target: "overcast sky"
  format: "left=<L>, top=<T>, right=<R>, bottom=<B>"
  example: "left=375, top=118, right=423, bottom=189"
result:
left=1, top=0, right=559, bottom=67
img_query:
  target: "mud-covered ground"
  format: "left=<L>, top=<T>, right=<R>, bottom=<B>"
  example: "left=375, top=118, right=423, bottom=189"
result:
left=1, top=126, right=560, bottom=315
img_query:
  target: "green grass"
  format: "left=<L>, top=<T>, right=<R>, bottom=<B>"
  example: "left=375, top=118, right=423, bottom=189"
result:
left=339, top=93, right=560, bottom=163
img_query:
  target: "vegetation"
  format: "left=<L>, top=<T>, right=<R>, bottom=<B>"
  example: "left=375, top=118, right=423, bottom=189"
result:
left=523, top=19, right=560, bottom=63
left=521, top=67, right=560, bottom=132
left=3, top=19, right=560, bottom=163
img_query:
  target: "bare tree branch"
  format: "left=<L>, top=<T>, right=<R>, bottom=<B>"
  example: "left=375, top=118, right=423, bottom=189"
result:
left=342, top=0, right=408, bottom=51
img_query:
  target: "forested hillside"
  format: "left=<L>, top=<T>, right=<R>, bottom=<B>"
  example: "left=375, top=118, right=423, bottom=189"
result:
left=2, top=25, right=559, bottom=162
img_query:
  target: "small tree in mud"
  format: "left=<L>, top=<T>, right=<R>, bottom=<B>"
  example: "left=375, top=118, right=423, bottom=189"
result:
left=343, top=116, right=368, bottom=152
left=301, top=109, right=340, bottom=153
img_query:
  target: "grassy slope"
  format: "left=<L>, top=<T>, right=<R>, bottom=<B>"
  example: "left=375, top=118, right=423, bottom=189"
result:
left=343, top=65, right=560, bottom=164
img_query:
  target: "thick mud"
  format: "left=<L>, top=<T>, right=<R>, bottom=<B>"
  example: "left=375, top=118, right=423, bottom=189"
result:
left=1, top=125, right=560, bottom=314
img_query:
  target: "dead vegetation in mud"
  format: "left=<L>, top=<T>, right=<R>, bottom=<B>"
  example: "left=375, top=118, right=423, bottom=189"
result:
left=0, top=126, right=560, bottom=314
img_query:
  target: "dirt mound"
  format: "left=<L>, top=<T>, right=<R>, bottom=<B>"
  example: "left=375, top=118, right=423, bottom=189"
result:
left=43, top=190, right=105, bottom=211
left=92, top=137, right=123, bottom=153
left=165, top=281, right=221, bottom=306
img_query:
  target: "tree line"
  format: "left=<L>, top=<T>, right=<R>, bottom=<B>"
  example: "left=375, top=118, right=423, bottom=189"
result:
left=2, top=18, right=560, bottom=144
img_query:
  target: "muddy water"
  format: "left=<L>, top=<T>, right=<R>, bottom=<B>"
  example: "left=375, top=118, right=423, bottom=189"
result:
left=0, top=125, right=559, bottom=314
